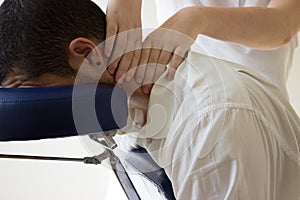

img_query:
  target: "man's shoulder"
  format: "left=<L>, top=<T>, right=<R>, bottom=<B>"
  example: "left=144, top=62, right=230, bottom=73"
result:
left=180, top=51, right=254, bottom=110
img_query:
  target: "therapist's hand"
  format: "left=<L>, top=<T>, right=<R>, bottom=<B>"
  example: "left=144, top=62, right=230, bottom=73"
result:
left=136, top=7, right=200, bottom=94
left=105, top=0, right=142, bottom=83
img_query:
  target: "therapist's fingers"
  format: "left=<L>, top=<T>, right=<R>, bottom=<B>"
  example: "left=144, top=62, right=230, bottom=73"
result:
left=157, top=50, right=172, bottom=66
left=153, top=50, right=172, bottom=81
left=135, top=45, right=151, bottom=84
left=107, top=31, right=128, bottom=76
left=116, top=51, right=134, bottom=83
left=142, top=49, right=161, bottom=94
left=125, top=50, right=142, bottom=82
left=127, top=50, right=142, bottom=82
left=116, top=29, right=142, bottom=83
left=168, top=47, right=187, bottom=80
left=125, top=41, right=142, bottom=82
left=105, top=18, right=118, bottom=57
left=142, top=64, right=168, bottom=95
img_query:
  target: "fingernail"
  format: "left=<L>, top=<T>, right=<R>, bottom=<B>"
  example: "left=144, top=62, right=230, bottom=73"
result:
left=143, top=87, right=150, bottom=95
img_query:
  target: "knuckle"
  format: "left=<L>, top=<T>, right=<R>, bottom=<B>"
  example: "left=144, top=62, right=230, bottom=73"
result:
left=158, top=54, right=170, bottom=64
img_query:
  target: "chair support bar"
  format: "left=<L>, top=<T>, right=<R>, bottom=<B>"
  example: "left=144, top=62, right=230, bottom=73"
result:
left=0, top=152, right=109, bottom=165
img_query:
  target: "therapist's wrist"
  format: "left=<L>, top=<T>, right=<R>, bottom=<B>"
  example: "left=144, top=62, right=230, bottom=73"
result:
left=177, top=6, right=207, bottom=39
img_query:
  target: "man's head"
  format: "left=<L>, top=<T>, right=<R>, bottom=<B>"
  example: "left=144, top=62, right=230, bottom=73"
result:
left=0, top=0, right=112, bottom=87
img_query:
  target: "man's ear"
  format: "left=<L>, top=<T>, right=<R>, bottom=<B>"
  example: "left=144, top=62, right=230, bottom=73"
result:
left=68, top=38, right=103, bottom=71
left=69, top=37, right=95, bottom=56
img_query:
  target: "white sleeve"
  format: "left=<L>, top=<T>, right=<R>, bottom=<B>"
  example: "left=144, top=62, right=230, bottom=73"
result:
left=148, top=107, right=289, bottom=200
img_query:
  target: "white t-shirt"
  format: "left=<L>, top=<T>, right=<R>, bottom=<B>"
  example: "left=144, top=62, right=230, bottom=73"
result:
left=154, top=0, right=298, bottom=98
left=135, top=51, right=300, bottom=199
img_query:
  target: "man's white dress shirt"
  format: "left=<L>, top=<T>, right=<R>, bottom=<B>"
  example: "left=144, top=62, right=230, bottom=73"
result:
left=115, top=0, right=300, bottom=198
left=128, top=51, right=300, bottom=199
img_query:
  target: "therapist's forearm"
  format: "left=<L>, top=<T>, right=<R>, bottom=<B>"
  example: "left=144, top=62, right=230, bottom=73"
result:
left=189, top=6, right=300, bottom=49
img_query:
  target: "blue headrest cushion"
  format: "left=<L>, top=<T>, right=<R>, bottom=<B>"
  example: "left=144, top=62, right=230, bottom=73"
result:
left=0, top=84, right=128, bottom=141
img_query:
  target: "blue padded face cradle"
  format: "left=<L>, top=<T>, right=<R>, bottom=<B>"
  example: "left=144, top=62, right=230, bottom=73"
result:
left=0, top=84, right=128, bottom=141
left=0, top=84, right=176, bottom=199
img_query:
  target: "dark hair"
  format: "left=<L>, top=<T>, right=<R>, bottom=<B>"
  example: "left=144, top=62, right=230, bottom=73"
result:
left=0, top=0, right=106, bottom=83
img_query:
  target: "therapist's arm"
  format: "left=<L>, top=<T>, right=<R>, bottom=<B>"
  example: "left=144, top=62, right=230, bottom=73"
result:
left=191, top=0, right=300, bottom=49
left=136, top=0, right=300, bottom=94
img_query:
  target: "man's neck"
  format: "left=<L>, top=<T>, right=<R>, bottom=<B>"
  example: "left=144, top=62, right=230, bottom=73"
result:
left=2, top=71, right=75, bottom=88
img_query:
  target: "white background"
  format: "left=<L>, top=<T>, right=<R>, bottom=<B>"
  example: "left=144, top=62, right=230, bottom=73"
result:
left=0, top=0, right=299, bottom=200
